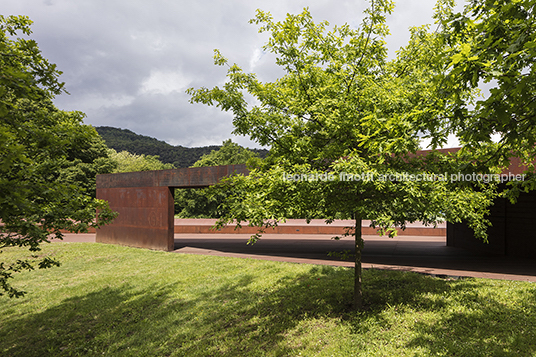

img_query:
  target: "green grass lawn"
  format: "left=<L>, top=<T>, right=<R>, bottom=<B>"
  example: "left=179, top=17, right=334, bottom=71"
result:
left=1, top=243, right=535, bottom=356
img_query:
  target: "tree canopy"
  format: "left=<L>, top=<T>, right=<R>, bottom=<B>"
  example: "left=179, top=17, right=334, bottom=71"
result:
left=188, top=2, right=500, bottom=309
left=432, top=0, right=536, bottom=196
left=192, top=139, right=260, bottom=167
left=108, top=149, right=175, bottom=173
left=0, top=15, right=116, bottom=297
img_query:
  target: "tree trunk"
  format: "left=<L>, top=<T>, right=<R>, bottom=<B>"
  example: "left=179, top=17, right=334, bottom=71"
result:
left=354, top=216, right=364, bottom=310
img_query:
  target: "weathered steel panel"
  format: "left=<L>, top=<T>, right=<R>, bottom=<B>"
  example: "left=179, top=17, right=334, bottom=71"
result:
left=96, top=186, right=174, bottom=251
left=96, top=171, right=158, bottom=189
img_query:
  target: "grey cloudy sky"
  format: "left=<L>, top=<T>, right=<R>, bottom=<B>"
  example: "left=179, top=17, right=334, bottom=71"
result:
left=2, top=0, right=457, bottom=148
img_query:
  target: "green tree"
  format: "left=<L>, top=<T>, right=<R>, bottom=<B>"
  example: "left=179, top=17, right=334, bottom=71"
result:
left=0, top=15, right=116, bottom=297
left=188, top=3, right=497, bottom=309
left=192, top=139, right=259, bottom=167
left=175, top=140, right=259, bottom=218
left=56, top=126, right=116, bottom=198
left=432, top=0, right=536, bottom=196
left=108, top=149, right=174, bottom=173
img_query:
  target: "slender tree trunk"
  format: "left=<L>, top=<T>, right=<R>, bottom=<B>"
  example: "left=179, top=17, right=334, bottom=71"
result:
left=354, top=215, right=363, bottom=310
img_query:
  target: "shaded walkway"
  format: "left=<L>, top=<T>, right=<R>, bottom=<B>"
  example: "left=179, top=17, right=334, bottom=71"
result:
left=55, top=233, right=536, bottom=282
left=173, top=234, right=536, bottom=282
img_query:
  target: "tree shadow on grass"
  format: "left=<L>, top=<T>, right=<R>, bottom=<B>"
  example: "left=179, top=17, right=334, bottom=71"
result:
left=0, top=283, right=195, bottom=356
left=0, top=267, right=353, bottom=356
left=357, top=270, right=536, bottom=356
left=406, top=280, right=536, bottom=356
left=1, top=267, right=535, bottom=356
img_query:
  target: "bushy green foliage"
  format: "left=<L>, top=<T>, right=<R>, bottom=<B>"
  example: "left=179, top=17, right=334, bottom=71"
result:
left=55, top=127, right=116, bottom=198
left=174, top=140, right=259, bottom=218
left=174, top=188, right=227, bottom=218
left=192, top=139, right=260, bottom=167
left=432, top=0, right=536, bottom=197
left=108, top=149, right=174, bottom=173
left=0, top=15, right=116, bottom=297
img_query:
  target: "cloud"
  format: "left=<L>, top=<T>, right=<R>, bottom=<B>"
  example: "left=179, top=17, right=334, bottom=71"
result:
left=3, top=0, right=446, bottom=149
left=248, top=48, right=264, bottom=72
left=139, top=70, right=191, bottom=95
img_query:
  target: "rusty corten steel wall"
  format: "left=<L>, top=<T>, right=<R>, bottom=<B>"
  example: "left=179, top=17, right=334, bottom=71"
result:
left=96, top=165, right=248, bottom=251
left=96, top=186, right=175, bottom=251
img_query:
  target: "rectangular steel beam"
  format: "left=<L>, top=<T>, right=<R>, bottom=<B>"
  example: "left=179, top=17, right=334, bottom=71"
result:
left=96, top=165, right=248, bottom=189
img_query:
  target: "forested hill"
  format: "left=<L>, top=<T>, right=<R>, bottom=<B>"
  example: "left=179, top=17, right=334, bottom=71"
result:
left=95, top=126, right=268, bottom=168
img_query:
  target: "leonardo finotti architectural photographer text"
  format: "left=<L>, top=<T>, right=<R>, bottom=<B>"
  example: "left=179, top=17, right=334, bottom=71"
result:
left=282, top=172, right=526, bottom=184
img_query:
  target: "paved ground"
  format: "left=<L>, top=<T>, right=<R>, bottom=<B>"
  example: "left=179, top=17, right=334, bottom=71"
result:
left=57, top=233, right=536, bottom=282
left=174, top=218, right=447, bottom=228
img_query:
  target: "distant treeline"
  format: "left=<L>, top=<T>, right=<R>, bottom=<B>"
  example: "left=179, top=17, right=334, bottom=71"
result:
left=95, top=126, right=268, bottom=168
